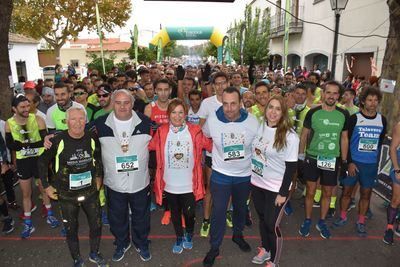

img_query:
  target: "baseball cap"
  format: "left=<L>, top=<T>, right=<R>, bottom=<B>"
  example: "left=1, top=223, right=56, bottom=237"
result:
left=23, top=81, right=36, bottom=90
left=97, top=84, right=111, bottom=94
left=42, top=87, right=55, bottom=96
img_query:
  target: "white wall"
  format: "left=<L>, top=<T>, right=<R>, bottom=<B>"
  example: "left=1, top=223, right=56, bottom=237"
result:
left=9, top=43, right=41, bottom=83
left=261, top=0, right=389, bottom=80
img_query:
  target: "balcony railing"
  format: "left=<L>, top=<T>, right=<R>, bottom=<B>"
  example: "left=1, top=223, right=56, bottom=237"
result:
left=270, top=4, right=304, bottom=38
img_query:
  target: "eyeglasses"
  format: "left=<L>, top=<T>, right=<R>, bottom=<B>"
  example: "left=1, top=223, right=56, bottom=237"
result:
left=73, top=91, right=86, bottom=96
left=127, top=87, right=138, bottom=91
left=97, top=93, right=109, bottom=98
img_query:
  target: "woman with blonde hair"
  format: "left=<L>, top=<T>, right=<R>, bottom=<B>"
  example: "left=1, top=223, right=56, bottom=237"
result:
left=250, top=95, right=299, bottom=267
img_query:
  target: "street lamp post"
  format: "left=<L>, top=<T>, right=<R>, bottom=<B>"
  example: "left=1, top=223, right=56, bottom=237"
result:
left=330, top=0, right=348, bottom=80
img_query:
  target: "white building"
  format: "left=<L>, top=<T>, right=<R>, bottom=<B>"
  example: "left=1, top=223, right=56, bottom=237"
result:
left=8, top=33, right=41, bottom=83
left=248, top=0, right=389, bottom=80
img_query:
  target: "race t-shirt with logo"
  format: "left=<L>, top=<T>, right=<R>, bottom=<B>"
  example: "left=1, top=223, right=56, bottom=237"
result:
left=187, top=107, right=200, bottom=125
left=251, top=123, right=299, bottom=192
left=347, top=111, right=386, bottom=164
left=304, top=105, right=349, bottom=159
left=203, top=107, right=259, bottom=177
left=289, top=104, right=310, bottom=136
left=46, top=101, right=85, bottom=131
left=163, top=126, right=194, bottom=194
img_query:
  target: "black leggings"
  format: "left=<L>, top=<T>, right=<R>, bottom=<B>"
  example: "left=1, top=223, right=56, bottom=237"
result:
left=252, top=185, right=287, bottom=264
left=1, top=169, right=16, bottom=203
left=165, top=192, right=195, bottom=237
left=59, top=192, right=102, bottom=261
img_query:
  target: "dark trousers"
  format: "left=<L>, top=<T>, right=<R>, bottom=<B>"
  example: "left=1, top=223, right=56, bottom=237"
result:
left=252, top=185, right=287, bottom=264
left=1, top=169, right=16, bottom=203
left=106, top=185, right=150, bottom=251
left=210, top=180, right=250, bottom=250
left=59, top=192, right=102, bottom=261
left=165, top=192, right=196, bottom=237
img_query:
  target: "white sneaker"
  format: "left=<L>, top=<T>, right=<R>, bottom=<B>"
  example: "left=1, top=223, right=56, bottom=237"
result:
left=251, top=247, right=271, bottom=264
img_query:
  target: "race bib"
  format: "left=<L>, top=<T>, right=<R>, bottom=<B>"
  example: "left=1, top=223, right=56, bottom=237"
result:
left=222, top=133, right=245, bottom=161
left=168, top=140, right=190, bottom=169
left=317, top=155, right=336, bottom=171
left=115, top=155, right=139, bottom=173
left=251, top=158, right=264, bottom=177
left=69, top=171, right=92, bottom=190
left=358, top=138, right=378, bottom=152
left=20, top=148, right=39, bottom=157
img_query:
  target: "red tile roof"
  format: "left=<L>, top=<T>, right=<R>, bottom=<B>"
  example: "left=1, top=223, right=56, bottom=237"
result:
left=86, top=42, right=131, bottom=52
left=70, top=38, right=120, bottom=45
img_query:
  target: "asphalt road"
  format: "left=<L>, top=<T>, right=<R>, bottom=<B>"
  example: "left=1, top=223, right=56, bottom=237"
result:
left=0, top=186, right=399, bottom=267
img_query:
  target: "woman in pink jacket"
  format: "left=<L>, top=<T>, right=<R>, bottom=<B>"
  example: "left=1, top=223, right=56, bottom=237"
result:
left=149, top=98, right=212, bottom=254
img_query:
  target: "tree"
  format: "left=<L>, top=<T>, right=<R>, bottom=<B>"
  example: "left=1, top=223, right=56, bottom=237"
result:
left=0, top=0, right=13, bottom=120
left=203, top=41, right=218, bottom=58
left=228, top=5, right=271, bottom=65
left=127, top=45, right=157, bottom=63
left=12, top=0, right=131, bottom=63
left=380, top=0, right=400, bottom=134
left=87, top=53, right=115, bottom=74
left=163, top=40, right=177, bottom=58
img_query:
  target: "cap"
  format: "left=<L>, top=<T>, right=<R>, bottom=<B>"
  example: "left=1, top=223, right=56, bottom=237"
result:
left=97, top=84, right=111, bottom=94
left=23, top=81, right=36, bottom=90
left=12, top=94, right=29, bottom=107
left=42, top=87, right=54, bottom=96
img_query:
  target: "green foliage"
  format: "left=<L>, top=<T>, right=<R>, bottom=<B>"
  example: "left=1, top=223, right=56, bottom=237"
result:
left=203, top=42, right=218, bottom=58
left=171, top=44, right=190, bottom=58
left=228, top=5, right=270, bottom=65
left=87, top=53, right=115, bottom=74
left=163, top=40, right=177, bottom=58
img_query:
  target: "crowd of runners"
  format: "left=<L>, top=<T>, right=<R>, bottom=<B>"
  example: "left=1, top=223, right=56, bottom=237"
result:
left=0, top=61, right=399, bottom=267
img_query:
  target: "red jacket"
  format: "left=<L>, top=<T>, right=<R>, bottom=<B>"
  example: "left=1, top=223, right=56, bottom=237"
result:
left=148, top=123, right=212, bottom=205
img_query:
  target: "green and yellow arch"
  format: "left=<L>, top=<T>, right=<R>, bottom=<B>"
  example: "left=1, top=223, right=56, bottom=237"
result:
left=149, top=26, right=227, bottom=63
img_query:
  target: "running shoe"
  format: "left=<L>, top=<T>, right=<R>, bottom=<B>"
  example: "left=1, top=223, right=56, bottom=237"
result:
left=356, top=223, right=367, bottom=237
left=8, top=201, right=20, bottom=210
left=366, top=208, right=373, bottom=219
left=183, top=232, right=193, bottom=250
left=135, top=246, right=152, bottom=262
left=150, top=201, right=157, bottom=212
left=101, top=210, right=109, bottom=226
left=383, top=229, right=394, bottom=245
left=226, top=211, right=233, bottom=228
left=299, top=219, right=312, bottom=237
left=200, top=220, right=210, bottom=237
left=2, top=217, right=15, bottom=234
left=284, top=201, right=293, bottom=216
left=316, top=221, right=331, bottom=239
left=21, top=222, right=35, bottom=239
left=313, top=201, right=320, bottom=208
left=89, top=252, right=108, bottom=267
left=394, top=225, right=400, bottom=237
left=326, top=208, right=336, bottom=219
left=73, top=258, right=84, bottom=267
left=232, top=236, right=251, bottom=252
left=347, top=199, right=356, bottom=211
left=46, top=215, right=61, bottom=228
left=161, top=210, right=171, bottom=225
left=203, top=248, right=219, bottom=267
left=172, top=237, right=184, bottom=254
left=332, top=217, right=347, bottom=228
left=251, top=247, right=271, bottom=264
left=265, top=261, right=276, bottom=267
left=112, top=243, right=131, bottom=262
left=245, top=209, right=253, bottom=226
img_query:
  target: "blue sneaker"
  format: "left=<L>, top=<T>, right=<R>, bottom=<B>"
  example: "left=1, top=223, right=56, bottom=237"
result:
left=101, top=210, right=109, bottom=226
left=183, top=233, right=193, bottom=250
left=21, top=222, right=35, bottom=239
left=73, top=258, right=84, bottom=267
left=284, top=201, right=293, bottom=216
left=89, top=252, right=108, bottom=266
left=333, top=217, right=347, bottom=228
left=46, top=215, right=61, bottom=228
left=136, top=246, right=152, bottom=262
left=112, top=243, right=131, bottom=262
left=316, top=221, right=331, bottom=239
left=356, top=223, right=367, bottom=237
left=150, top=201, right=157, bottom=212
left=299, top=219, right=311, bottom=237
left=172, top=237, right=184, bottom=254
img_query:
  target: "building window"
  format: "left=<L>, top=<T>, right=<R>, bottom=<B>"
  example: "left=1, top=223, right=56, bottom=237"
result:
left=70, top=60, right=79, bottom=67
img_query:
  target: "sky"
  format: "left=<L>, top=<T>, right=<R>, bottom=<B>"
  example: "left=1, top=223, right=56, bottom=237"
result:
left=81, top=0, right=249, bottom=46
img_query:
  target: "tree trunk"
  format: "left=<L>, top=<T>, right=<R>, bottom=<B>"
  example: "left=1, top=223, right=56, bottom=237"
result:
left=380, top=0, right=400, bottom=135
left=54, top=45, right=62, bottom=64
left=0, top=0, right=13, bottom=120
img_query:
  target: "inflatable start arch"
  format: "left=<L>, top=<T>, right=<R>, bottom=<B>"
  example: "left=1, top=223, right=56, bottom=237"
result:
left=149, top=26, right=227, bottom=63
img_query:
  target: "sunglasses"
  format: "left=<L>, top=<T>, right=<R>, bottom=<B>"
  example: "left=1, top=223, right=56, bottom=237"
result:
left=127, top=87, right=138, bottom=91
left=73, top=91, right=86, bottom=96
left=97, top=93, right=110, bottom=98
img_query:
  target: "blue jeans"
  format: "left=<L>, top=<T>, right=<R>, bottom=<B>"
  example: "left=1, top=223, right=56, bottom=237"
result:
left=106, top=186, right=151, bottom=251
left=209, top=180, right=250, bottom=250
